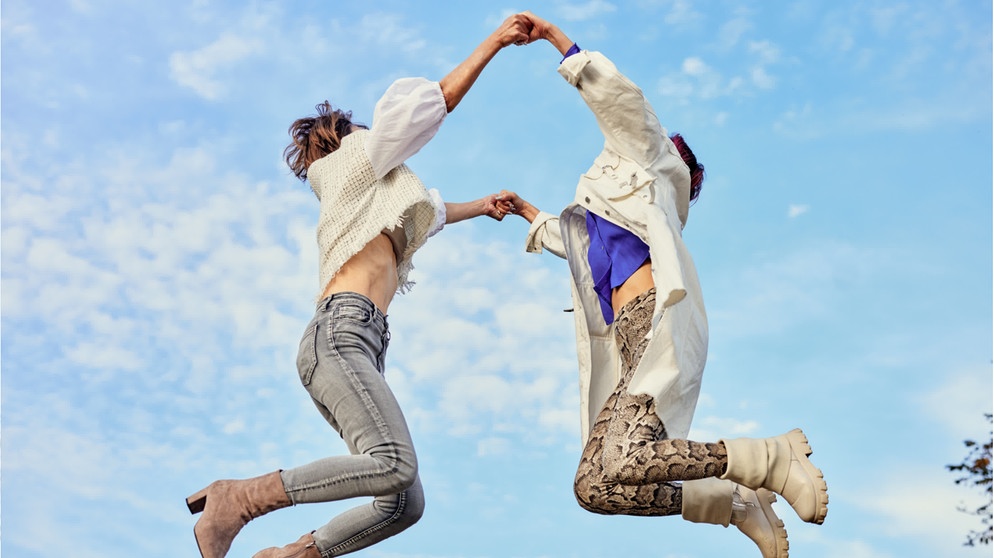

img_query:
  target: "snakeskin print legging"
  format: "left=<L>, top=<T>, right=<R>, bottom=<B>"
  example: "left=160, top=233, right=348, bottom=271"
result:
left=573, top=288, right=728, bottom=516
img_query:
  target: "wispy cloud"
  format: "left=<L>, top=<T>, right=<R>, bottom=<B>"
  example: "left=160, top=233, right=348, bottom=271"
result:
left=169, top=33, right=263, bottom=100
left=788, top=204, right=810, bottom=218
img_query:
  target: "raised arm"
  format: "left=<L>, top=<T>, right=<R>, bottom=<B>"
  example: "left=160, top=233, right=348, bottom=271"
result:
left=364, top=13, right=532, bottom=179
left=439, top=13, right=533, bottom=113
left=525, top=12, right=667, bottom=167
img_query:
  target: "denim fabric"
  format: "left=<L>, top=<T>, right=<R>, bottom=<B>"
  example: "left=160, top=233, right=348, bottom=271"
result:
left=281, top=292, right=424, bottom=557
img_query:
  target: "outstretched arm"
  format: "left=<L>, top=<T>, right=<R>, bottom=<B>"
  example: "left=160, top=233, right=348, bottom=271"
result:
left=496, top=190, right=567, bottom=259
left=445, top=194, right=507, bottom=225
left=439, top=13, right=532, bottom=113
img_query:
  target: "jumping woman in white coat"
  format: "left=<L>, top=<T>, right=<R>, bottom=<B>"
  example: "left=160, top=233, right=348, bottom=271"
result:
left=497, top=12, right=829, bottom=558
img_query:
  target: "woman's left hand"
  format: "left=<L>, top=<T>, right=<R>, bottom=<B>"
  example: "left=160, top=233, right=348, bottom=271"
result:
left=483, top=194, right=515, bottom=221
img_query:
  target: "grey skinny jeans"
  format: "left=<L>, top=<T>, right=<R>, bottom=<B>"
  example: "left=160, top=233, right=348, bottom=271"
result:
left=281, top=292, right=424, bottom=557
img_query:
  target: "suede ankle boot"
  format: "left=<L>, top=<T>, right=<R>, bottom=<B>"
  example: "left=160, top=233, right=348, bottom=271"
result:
left=186, top=471, right=293, bottom=558
left=252, top=533, right=321, bottom=558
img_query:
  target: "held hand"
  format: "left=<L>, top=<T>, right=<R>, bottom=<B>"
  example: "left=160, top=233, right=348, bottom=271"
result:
left=495, top=190, right=540, bottom=223
left=495, top=190, right=524, bottom=213
left=519, top=11, right=551, bottom=44
left=494, top=13, right=534, bottom=48
left=518, top=11, right=573, bottom=55
left=482, top=193, right=507, bottom=221
left=495, top=199, right=516, bottom=215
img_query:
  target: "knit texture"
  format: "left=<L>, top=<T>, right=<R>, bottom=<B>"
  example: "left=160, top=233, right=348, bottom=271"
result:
left=306, top=130, right=439, bottom=297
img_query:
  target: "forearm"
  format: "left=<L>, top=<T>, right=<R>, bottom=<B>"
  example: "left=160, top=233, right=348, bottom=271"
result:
left=439, top=38, right=502, bottom=113
left=538, top=21, right=574, bottom=56
left=514, top=200, right=541, bottom=224
left=439, top=13, right=530, bottom=113
left=444, top=199, right=489, bottom=224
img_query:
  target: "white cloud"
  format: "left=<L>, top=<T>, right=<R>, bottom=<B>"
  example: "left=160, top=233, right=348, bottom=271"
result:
left=773, top=103, right=821, bottom=140
left=358, top=12, right=427, bottom=52
left=748, top=40, right=781, bottom=64
left=708, top=241, right=875, bottom=339
left=64, top=341, right=144, bottom=373
left=659, top=46, right=781, bottom=102
left=716, top=11, right=753, bottom=50
left=169, top=33, right=262, bottom=99
left=849, top=464, right=991, bottom=554
left=477, top=436, right=512, bottom=456
left=682, top=56, right=709, bottom=76
left=680, top=57, right=726, bottom=99
left=750, top=66, right=776, bottom=89
left=788, top=204, right=810, bottom=218
left=663, top=0, right=703, bottom=25
left=918, top=368, right=994, bottom=439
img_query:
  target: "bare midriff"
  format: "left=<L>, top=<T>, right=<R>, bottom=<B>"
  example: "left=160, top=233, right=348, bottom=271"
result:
left=321, top=233, right=399, bottom=314
left=612, top=260, right=654, bottom=318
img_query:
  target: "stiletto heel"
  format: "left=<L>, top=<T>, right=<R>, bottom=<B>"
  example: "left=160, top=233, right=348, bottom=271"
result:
left=186, top=488, right=208, bottom=514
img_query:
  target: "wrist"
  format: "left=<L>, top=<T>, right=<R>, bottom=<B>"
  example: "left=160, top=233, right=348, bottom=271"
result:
left=519, top=203, right=540, bottom=223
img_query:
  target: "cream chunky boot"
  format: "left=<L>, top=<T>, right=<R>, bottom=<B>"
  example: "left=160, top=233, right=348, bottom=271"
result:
left=186, top=471, right=293, bottom=558
left=252, top=533, right=321, bottom=558
left=720, top=428, right=829, bottom=524
left=682, top=478, right=789, bottom=558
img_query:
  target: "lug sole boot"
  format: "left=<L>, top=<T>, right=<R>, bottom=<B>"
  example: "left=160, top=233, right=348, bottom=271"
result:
left=683, top=477, right=789, bottom=558
left=720, top=428, right=829, bottom=524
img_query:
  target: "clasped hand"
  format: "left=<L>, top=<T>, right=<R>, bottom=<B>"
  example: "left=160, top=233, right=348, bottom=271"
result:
left=481, top=190, right=527, bottom=222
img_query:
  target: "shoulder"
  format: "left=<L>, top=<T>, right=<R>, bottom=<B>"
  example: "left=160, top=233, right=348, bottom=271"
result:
left=308, top=131, right=373, bottom=187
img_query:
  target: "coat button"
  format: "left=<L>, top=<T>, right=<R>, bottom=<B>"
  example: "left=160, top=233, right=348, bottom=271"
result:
left=585, top=196, right=591, bottom=203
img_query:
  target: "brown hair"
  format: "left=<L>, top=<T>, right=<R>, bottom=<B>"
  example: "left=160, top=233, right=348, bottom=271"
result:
left=283, top=101, right=365, bottom=181
left=669, top=133, right=705, bottom=203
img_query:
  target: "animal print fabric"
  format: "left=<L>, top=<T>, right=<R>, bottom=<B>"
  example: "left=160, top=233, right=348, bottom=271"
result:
left=573, top=288, right=728, bottom=516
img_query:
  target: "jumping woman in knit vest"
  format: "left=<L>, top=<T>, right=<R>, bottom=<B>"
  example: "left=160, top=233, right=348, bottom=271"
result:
left=185, top=14, right=534, bottom=558
left=496, top=13, right=829, bottom=558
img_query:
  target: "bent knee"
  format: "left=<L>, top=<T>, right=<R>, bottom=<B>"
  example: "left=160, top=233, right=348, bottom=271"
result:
left=370, top=450, right=418, bottom=494
left=574, top=474, right=614, bottom=515
left=374, top=484, right=425, bottom=528
left=400, top=487, right=425, bottom=526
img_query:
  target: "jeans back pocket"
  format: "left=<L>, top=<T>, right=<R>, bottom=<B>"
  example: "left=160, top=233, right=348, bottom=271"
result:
left=296, top=321, right=319, bottom=386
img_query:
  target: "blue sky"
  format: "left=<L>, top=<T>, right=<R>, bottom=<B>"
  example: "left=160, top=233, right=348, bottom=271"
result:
left=1, top=1, right=991, bottom=557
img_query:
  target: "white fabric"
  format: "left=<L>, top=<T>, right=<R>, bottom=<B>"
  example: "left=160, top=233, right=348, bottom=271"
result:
left=426, top=188, right=446, bottom=237
left=365, top=77, right=447, bottom=179
left=365, top=77, right=448, bottom=235
left=306, top=77, right=450, bottom=298
left=524, top=50, right=708, bottom=445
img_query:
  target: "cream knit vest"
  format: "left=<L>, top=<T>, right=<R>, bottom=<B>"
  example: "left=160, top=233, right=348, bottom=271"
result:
left=307, top=130, right=438, bottom=297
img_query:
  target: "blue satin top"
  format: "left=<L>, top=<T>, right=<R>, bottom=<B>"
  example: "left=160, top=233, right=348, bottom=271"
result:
left=585, top=211, right=650, bottom=324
